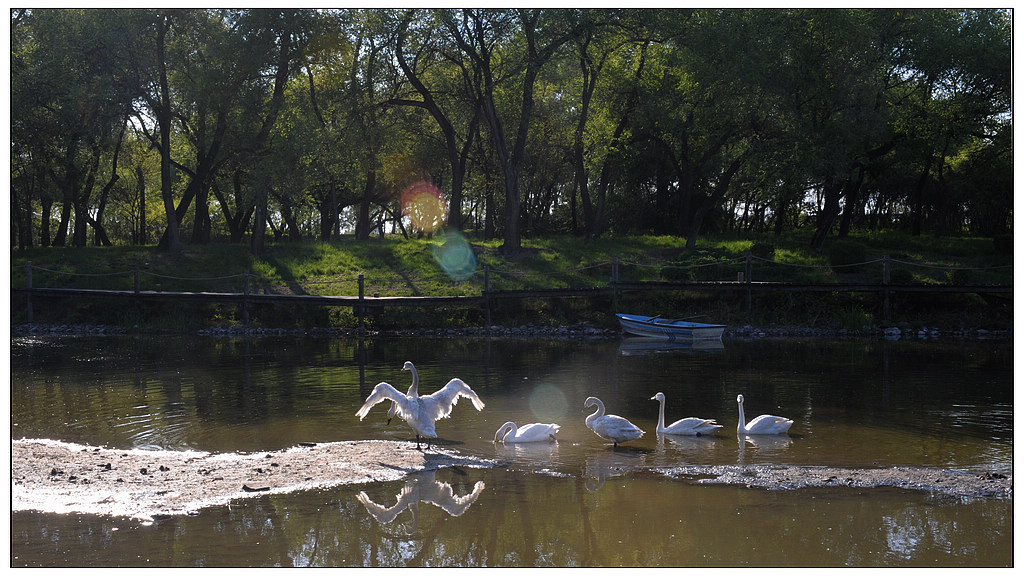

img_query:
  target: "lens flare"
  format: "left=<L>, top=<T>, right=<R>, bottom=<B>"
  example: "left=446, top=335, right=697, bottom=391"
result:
left=431, top=229, right=477, bottom=281
left=529, top=383, right=568, bottom=422
left=401, top=181, right=447, bottom=234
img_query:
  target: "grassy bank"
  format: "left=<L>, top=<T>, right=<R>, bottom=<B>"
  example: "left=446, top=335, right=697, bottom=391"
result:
left=9, top=231, right=1013, bottom=334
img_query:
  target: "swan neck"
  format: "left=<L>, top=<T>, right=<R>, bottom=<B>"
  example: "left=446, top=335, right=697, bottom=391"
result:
left=657, top=397, right=666, bottom=430
left=737, top=400, right=746, bottom=432
left=586, top=399, right=605, bottom=425
left=408, top=365, right=419, bottom=395
left=496, top=422, right=514, bottom=441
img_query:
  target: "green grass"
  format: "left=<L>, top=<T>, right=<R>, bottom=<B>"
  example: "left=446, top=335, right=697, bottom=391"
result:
left=10, top=231, right=1013, bottom=332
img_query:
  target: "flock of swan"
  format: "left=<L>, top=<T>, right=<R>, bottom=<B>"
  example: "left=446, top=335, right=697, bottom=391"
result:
left=356, top=361, right=794, bottom=449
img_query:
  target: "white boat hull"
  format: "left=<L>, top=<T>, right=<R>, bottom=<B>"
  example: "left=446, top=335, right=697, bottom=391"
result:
left=616, top=314, right=725, bottom=341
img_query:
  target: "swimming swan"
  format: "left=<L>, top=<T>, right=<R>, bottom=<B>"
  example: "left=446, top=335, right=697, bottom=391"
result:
left=651, top=392, right=722, bottom=436
left=494, top=421, right=560, bottom=443
left=356, top=361, right=485, bottom=448
left=736, top=394, right=793, bottom=435
left=584, top=396, right=644, bottom=446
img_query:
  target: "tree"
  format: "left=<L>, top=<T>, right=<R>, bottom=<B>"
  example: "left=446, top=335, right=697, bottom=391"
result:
left=12, top=9, right=139, bottom=248
left=393, top=9, right=481, bottom=232
left=569, top=10, right=652, bottom=238
left=440, top=9, right=579, bottom=257
left=9, top=9, right=1012, bottom=249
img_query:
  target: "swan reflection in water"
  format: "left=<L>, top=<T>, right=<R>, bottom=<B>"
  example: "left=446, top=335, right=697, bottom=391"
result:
left=583, top=447, right=647, bottom=491
left=494, top=440, right=561, bottom=464
left=653, top=433, right=722, bottom=461
left=356, top=470, right=486, bottom=534
left=737, top=433, right=793, bottom=464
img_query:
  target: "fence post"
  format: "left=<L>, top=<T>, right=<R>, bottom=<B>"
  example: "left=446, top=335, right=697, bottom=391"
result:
left=243, top=270, right=250, bottom=327
left=745, top=252, right=753, bottom=312
left=26, top=261, right=33, bottom=323
left=357, top=274, right=365, bottom=335
left=484, top=266, right=491, bottom=330
left=883, top=254, right=891, bottom=322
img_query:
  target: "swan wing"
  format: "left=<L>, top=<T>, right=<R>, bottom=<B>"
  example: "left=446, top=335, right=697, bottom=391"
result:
left=356, top=382, right=405, bottom=420
left=667, top=417, right=716, bottom=429
left=746, top=414, right=794, bottom=434
left=421, top=378, right=485, bottom=421
left=591, top=415, right=644, bottom=442
left=664, top=417, right=722, bottom=435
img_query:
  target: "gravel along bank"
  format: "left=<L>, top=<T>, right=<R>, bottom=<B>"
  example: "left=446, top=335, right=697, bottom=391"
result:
left=13, top=438, right=1010, bottom=524
left=652, top=464, right=1012, bottom=499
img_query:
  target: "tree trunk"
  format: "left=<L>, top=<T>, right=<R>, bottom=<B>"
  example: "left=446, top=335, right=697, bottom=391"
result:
left=135, top=164, right=146, bottom=245
left=251, top=183, right=267, bottom=257
left=355, top=170, right=375, bottom=240
left=156, top=14, right=180, bottom=253
left=685, top=152, right=746, bottom=248
left=92, top=119, right=126, bottom=247
left=39, top=196, right=53, bottom=247
left=837, top=165, right=866, bottom=238
left=588, top=43, right=647, bottom=238
left=911, top=153, right=934, bottom=237
left=810, top=175, right=845, bottom=252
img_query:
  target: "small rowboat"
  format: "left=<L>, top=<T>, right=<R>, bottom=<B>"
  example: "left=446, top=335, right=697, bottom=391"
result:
left=616, top=313, right=725, bottom=341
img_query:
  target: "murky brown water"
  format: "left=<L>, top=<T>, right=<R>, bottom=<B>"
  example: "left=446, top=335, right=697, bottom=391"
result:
left=10, top=335, right=1013, bottom=566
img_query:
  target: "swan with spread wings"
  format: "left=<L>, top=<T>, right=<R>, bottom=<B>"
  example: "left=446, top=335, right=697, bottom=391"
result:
left=356, top=361, right=485, bottom=449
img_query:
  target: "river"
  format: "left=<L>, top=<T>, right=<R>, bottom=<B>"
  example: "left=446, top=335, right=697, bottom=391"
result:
left=10, top=334, right=1013, bottom=566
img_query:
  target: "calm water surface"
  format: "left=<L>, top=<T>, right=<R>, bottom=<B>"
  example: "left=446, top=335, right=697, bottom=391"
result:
left=10, top=335, right=1013, bottom=566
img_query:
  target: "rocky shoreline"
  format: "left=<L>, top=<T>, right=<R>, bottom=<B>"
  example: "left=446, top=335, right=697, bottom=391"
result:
left=11, top=322, right=1012, bottom=341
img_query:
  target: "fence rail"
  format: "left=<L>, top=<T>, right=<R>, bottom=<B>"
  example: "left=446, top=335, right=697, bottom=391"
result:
left=12, top=254, right=1012, bottom=331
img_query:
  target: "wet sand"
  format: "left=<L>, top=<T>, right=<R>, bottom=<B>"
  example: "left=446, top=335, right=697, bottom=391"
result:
left=12, top=438, right=1010, bottom=523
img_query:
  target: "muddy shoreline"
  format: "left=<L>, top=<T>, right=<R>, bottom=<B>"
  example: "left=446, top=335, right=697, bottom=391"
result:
left=11, top=322, right=1012, bottom=341
left=12, top=438, right=1011, bottom=524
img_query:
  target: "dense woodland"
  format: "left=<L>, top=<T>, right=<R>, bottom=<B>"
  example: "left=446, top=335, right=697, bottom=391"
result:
left=10, top=9, right=1012, bottom=257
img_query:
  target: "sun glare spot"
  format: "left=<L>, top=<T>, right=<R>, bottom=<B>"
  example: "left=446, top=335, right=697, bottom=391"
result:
left=431, top=229, right=477, bottom=281
left=401, top=181, right=447, bottom=234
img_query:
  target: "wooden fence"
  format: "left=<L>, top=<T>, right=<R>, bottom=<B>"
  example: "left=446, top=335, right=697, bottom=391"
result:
left=12, top=255, right=1012, bottom=331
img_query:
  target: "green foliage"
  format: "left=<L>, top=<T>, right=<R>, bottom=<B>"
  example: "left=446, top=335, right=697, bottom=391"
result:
left=749, top=242, right=775, bottom=260
left=9, top=8, right=1012, bottom=256
left=10, top=231, right=1011, bottom=332
left=828, top=240, right=869, bottom=273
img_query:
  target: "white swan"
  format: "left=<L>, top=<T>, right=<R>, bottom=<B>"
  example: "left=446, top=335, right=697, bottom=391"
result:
left=493, top=421, right=560, bottom=443
left=584, top=396, right=644, bottom=447
left=356, top=361, right=485, bottom=448
left=651, top=392, right=722, bottom=436
left=736, top=394, right=793, bottom=435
